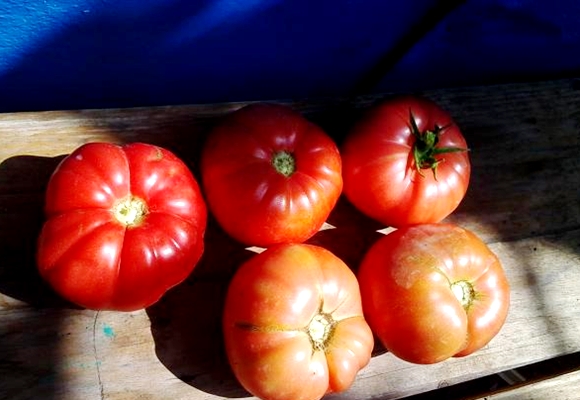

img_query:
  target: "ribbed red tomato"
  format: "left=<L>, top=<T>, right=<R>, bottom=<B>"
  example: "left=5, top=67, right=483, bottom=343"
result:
left=201, top=103, right=342, bottom=247
left=358, top=224, right=510, bottom=364
left=223, top=244, right=374, bottom=400
left=341, top=96, right=470, bottom=227
left=37, top=142, right=207, bottom=311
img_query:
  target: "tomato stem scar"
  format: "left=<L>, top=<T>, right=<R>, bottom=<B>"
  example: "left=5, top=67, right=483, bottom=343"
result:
left=307, top=313, right=335, bottom=351
left=451, top=280, right=475, bottom=310
left=112, top=196, right=148, bottom=227
left=272, top=151, right=296, bottom=177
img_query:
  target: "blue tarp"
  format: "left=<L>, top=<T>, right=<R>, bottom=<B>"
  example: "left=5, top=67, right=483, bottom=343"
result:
left=1, top=0, right=579, bottom=112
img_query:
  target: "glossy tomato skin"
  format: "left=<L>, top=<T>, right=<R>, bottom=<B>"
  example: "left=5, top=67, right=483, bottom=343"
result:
left=223, top=244, right=373, bottom=400
left=37, top=142, right=207, bottom=311
left=358, top=224, right=510, bottom=364
left=201, top=103, right=342, bottom=247
left=341, top=96, right=470, bottom=227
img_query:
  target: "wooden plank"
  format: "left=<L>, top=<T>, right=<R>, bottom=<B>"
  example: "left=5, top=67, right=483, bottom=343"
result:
left=1, top=79, right=579, bottom=399
left=484, top=369, right=580, bottom=399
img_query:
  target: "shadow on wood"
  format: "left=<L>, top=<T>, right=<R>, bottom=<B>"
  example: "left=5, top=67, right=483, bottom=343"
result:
left=0, top=155, right=72, bottom=400
left=146, top=216, right=254, bottom=398
left=0, top=154, right=75, bottom=308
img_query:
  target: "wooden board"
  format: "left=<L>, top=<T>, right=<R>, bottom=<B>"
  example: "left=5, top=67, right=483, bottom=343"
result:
left=1, top=79, right=579, bottom=400
left=486, top=369, right=580, bottom=399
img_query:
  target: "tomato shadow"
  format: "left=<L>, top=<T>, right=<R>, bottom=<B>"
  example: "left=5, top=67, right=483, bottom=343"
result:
left=145, top=215, right=255, bottom=398
left=0, top=154, right=78, bottom=308
left=306, top=195, right=386, bottom=273
left=0, top=154, right=80, bottom=400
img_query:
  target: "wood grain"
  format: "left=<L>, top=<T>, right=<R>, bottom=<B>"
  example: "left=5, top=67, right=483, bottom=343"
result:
left=486, top=369, right=580, bottom=399
left=1, top=79, right=579, bottom=399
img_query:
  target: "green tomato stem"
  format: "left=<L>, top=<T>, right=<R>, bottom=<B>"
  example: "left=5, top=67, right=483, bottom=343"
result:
left=410, top=110, right=468, bottom=179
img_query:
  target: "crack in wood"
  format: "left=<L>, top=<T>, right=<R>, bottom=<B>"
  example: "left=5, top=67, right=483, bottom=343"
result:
left=92, top=311, right=105, bottom=400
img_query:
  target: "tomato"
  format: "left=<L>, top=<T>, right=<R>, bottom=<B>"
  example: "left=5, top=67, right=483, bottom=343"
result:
left=341, top=96, right=470, bottom=227
left=201, top=103, right=342, bottom=247
left=357, top=224, right=510, bottom=364
left=36, top=142, right=207, bottom=311
left=223, top=243, right=373, bottom=400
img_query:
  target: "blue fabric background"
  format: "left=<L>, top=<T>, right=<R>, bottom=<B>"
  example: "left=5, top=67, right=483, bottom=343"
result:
left=1, top=0, right=579, bottom=112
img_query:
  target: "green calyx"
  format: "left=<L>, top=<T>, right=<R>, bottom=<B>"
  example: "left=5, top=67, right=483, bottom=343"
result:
left=272, top=150, right=296, bottom=177
left=410, top=110, right=468, bottom=180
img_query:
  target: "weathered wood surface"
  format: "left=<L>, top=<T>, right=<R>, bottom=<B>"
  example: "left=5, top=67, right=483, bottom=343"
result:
left=486, top=369, right=580, bottom=399
left=1, top=79, right=579, bottom=400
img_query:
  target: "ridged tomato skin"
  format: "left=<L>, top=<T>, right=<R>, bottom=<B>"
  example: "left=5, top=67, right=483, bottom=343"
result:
left=358, top=224, right=510, bottom=364
left=201, top=103, right=342, bottom=247
left=37, top=142, right=207, bottom=311
left=223, top=243, right=374, bottom=400
left=342, top=96, right=470, bottom=227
